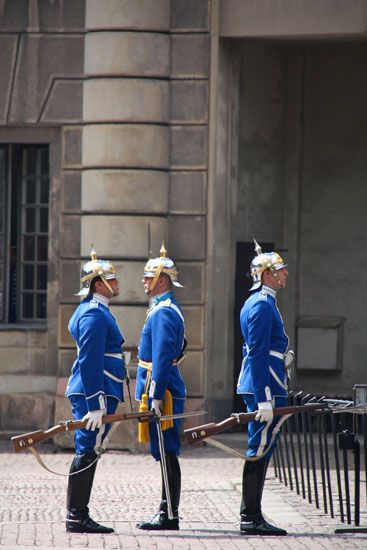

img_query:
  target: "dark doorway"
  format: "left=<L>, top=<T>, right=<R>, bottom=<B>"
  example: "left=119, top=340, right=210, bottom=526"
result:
left=233, top=241, right=274, bottom=412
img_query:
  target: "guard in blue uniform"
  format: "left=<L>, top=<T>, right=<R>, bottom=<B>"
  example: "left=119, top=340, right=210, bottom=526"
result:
left=65, top=249, right=126, bottom=534
left=136, top=243, right=186, bottom=531
left=237, top=239, right=293, bottom=537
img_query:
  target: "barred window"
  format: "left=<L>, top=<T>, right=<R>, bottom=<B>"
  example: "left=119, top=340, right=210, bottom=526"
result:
left=0, top=144, right=49, bottom=324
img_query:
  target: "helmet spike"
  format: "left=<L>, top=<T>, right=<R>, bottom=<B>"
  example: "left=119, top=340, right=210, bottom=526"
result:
left=253, top=238, right=262, bottom=256
left=90, top=246, right=97, bottom=261
left=160, top=241, right=168, bottom=258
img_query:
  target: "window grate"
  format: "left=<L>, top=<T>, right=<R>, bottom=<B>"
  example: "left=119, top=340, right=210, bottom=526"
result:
left=0, top=148, right=5, bottom=322
left=0, top=144, right=49, bottom=324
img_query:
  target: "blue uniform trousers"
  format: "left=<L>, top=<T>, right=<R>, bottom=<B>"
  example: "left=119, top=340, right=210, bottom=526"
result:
left=148, top=397, right=185, bottom=461
left=243, top=395, right=287, bottom=462
left=69, top=395, right=119, bottom=454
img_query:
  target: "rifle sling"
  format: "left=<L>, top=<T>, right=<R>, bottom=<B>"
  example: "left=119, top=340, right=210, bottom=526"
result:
left=28, top=419, right=123, bottom=477
left=29, top=446, right=100, bottom=477
left=205, top=414, right=292, bottom=461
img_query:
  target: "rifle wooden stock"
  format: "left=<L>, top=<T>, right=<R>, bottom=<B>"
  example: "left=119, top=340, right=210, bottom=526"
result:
left=184, top=403, right=326, bottom=446
left=11, top=410, right=153, bottom=453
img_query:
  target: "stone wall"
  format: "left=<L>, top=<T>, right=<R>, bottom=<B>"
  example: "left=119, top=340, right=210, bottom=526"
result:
left=234, top=39, right=367, bottom=396
left=0, top=1, right=85, bottom=430
left=56, top=0, right=212, bottom=437
left=0, top=0, right=212, bottom=435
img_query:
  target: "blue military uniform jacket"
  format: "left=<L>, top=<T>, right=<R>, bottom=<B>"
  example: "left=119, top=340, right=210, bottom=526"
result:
left=66, top=294, right=126, bottom=411
left=237, top=285, right=288, bottom=403
left=135, top=292, right=186, bottom=402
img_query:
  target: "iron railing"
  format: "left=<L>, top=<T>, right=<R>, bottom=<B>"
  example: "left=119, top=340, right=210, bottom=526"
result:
left=273, top=390, right=367, bottom=533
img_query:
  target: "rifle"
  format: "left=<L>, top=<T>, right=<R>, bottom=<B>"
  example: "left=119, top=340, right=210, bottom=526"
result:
left=184, top=403, right=327, bottom=446
left=11, top=410, right=153, bottom=453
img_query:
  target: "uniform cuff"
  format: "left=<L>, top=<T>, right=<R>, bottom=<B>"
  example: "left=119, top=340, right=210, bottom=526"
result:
left=148, top=380, right=165, bottom=400
left=86, top=392, right=106, bottom=411
left=254, top=386, right=272, bottom=403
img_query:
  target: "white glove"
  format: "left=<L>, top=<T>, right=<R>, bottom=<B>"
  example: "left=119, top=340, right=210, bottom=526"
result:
left=151, top=399, right=162, bottom=417
left=82, top=409, right=105, bottom=431
left=255, top=402, right=274, bottom=423
left=285, top=350, right=295, bottom=368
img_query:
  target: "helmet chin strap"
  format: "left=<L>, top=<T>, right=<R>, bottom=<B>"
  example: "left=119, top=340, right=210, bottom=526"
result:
left=101, top=278, right=115, bottom=296
left=270, top=268, right=283, bottom=288
left=149, top=265, right=164, bottom=293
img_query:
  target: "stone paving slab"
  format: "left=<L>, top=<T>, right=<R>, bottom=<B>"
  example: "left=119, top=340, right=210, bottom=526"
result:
left=0, top=437, right=366, bottom=549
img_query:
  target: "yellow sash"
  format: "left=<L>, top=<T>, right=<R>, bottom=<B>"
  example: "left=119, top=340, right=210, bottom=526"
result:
left=138, top=361, right=174, bottom=443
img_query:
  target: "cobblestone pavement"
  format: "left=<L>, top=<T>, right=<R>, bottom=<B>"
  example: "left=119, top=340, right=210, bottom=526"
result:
left=0, top=437, right=366, bottom=549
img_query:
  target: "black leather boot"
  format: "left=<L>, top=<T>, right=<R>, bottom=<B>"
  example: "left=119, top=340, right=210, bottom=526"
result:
left=240, top=458, right=287, bottom=536
left=66, top=451, right=114, bottom=534
left=137, top=453, right=181, bottom=530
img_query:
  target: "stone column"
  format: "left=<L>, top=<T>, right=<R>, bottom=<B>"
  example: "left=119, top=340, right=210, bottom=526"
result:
left=82, top=0, right=171, bottom=350
left=169, top=1, right=210, bottom=419
left=57, top=1, right=212, bottom=440
left=56, top=1, right=171, bottom=445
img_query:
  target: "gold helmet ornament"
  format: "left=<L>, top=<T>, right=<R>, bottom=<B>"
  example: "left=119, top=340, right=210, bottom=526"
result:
left=143, top=242, right=183, bottom=292
left=250, top=239, right=286, bottom=291
left=77, top=247, right=117, bottom=296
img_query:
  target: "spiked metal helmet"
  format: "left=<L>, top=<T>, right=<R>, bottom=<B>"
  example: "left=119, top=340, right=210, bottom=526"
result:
left=77, top=248, right=117, bottom=296
left=250, top=239, right=286, bottom=291
left=144, top=242, right=183, bottom=292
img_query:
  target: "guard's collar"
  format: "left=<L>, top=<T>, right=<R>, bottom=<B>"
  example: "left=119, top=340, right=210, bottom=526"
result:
left=149, top=291, right=173, bottom=309
left=261, top=285, right=277, bottom=299
left=92, top=293, right=110, bottom=308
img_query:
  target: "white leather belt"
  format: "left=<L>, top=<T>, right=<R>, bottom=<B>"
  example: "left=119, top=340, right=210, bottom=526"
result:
left=270, top=349, right=295, bottom=368
left=269, top=350, right=285, bottom=361
left=245, top=344, right=294, bottom=368
left=103, top=369, right=124, bottom=383
left=76, top=347, right=123, bottom=360
left=104, top=352, right=123, bottom=360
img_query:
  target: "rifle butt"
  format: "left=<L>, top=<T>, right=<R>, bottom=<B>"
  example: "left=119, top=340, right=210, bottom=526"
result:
left=11, top=410, right=154, bottom=453
left=185, top=417, right=238, bottom=446
left=185, top=423, right=217, bottom=446
left=12, top=430, right=51, bottom=453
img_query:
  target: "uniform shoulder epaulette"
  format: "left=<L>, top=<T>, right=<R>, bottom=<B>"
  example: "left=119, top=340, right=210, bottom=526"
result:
left=258, top=290, right=268, bottom=301
left=89, top=299, right=99, bottom=308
